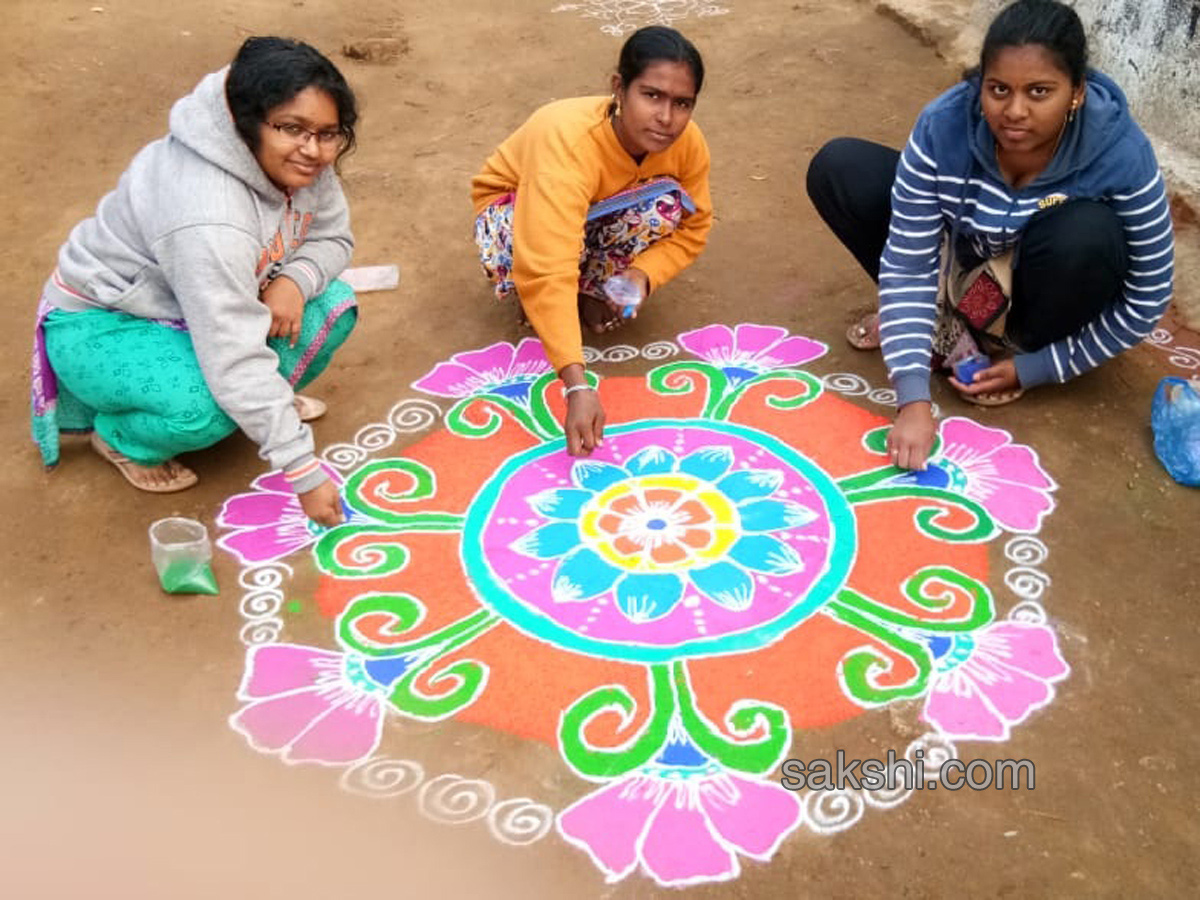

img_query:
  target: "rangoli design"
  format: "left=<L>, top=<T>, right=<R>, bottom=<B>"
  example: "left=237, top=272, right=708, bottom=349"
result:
left=551, top=0, right=729, bottom=35
left=219, top=324, right=1069, bottom=888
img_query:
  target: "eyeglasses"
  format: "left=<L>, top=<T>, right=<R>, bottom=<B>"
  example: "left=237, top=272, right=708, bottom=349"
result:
left=267, top=121, right=347, bottom=149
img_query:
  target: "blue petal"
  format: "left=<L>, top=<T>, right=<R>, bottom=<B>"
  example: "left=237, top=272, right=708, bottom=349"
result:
left=690, top=561, right=755, bottom=611
left=890, top=465, right=952, bottom=489
left=490, top=380, right=533, bottom=403
left=363, top=655, right=414, bottom=686
left=571, top=460, right=628, bottom=493
left=624, top=446, right=677, bottom=476
left=528, top=488, right=593, bottom=520
left=926, top=635, right=953, bottom=659
left=551, top=547, right=621, bottom=603
left=728, top=535, right=805, bottom=574
left=615, top=573, right=685, bottom=623
left=721, top=365, right=759, bottom=385
left=739, top=498, right=818, bottom=532
left=717, top=468, right=784, bottom=502
left=654, top=735, right=710, bottom=767
left=510, top=522, right=580, bottom=559
left=678, top=446, right=735, bottom=482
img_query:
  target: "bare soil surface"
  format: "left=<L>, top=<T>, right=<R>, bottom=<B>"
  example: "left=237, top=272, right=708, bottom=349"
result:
left=3, top=1, right=1198, bottom=897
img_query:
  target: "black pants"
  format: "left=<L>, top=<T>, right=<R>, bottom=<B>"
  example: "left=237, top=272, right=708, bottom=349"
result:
left=805, top=137, right=1128, bottom=351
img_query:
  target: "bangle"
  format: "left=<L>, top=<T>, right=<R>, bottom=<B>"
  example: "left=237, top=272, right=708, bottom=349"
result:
left=562, top=383, right=597, bottom=398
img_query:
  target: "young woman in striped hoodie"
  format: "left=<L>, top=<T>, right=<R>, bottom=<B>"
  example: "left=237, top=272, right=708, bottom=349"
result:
left=806, top=0, right=1174, bottom=470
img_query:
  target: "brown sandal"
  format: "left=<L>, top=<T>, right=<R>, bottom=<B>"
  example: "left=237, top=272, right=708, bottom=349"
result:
left=958, top=388, right=1025, bottom=407
left=845, top=312, right=881, bottom=350
left=90, top=432, right=198, bottom=493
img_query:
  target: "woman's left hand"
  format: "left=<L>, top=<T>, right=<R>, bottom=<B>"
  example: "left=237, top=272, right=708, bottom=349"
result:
left=949, top=358, right=1020, bottom=396
left=603, top=267, right=650, bottom=319
left=261, top=276, right=305, bottom=347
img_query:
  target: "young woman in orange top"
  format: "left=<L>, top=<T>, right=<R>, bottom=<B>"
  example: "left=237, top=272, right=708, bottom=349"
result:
left=471, top=26, right=713, bottom=457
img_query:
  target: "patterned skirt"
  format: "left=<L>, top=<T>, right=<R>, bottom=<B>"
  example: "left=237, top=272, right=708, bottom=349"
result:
left=473, top=177, right=695, bottom=301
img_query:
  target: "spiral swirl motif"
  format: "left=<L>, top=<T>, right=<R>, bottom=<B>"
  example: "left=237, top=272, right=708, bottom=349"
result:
left=340, top=757, right=426, bottom=799
left=867, top=388, right=897, bottom=406
left=862, top=779, right=914, bottom=810
left=487, top=797, right=555, bottom=845
left=1008, top=600, right=1048, bottom=626
left=1146, top=329, right=1200, bottom=370
left=388, top=398, right=443, bottom=433
left=355, top=422, right=398, bottom=453
left=237, top=562, right=293, bottom=592
left=1004, top=566, right=1051, bottom=601
left=1146, top=328, right=1172, bottom=346
left=582, top=346, right=602, bottom=364
left=239, top=590, right=284, bottom=620
left=602, top=344, right=639, bottom=363
left=821, top=372, right=870, bottom=395
left=803, top=788, right=864, bottom=835
left=418, top=774, right=496, bottom=825
left=1004, top=537, right=1049, bottom=566
left=239, top=617, right=283, bottom=646
left=641, top=340, right=678, bottom=360
left=322, top=441, right=369, bottom=470
left=906, top=733, right=958, bottom=779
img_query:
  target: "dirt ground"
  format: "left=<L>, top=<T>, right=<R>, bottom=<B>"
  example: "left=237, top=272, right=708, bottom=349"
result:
left=3, top=0, right=1198, bottom=897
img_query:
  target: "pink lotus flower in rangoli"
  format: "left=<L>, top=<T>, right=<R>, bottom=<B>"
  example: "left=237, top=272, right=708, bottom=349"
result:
left=890, top=417, right=1057, bottom=534
left=230, top=643, right=413, bottom=766
left=923, top=621, right=1070, bottom=742
left=558, top=768, right=803, bottom=887
left=215, top=466, right=348, bottom=566
left=677, top=323, right=827, bottom=381
left=412, top=337, right=552, bottom=402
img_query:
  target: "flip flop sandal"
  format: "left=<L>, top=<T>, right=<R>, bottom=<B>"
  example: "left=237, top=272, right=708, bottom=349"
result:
left=90, top=432, right=198, bottom=493
left=958, top=388, right=1025, bottom=407
left=846, top=313, right=882, bottom=350
left=294, top=394, right=328, bottom=421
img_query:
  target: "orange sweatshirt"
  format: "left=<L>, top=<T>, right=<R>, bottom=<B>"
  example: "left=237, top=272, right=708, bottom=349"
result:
left=471, top=96, right=713, bottom=373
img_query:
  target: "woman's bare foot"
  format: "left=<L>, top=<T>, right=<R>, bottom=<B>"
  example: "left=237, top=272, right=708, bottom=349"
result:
left=578, top=294, right=623, bottom=334
left=90, top=432, right=198, bottom=493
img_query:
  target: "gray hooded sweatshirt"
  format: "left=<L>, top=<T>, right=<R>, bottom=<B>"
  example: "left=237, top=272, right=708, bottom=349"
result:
left=44, top=68, right=353, bottom=493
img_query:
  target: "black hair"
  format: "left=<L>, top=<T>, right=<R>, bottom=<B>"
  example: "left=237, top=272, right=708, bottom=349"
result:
left=615, top=26, right=705, bottom=94
left=979, top=0, right=1088, bottom=85
left=226, top=36, right=359, bottom=167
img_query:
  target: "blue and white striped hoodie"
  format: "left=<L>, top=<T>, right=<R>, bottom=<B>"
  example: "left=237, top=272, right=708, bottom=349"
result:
left=879, top=71, right=1174, bottom=407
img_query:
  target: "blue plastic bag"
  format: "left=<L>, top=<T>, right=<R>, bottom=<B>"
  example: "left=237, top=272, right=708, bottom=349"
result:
left=1151, top=376, right=1200, bottom=486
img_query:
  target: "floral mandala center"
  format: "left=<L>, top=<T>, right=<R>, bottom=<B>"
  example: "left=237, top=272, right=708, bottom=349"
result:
left=580, top=473, right=740, bottom=572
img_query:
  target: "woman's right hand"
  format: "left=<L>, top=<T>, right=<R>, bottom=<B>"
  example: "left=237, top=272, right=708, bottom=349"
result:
left=887, top=401, right=936, bottom=470
left=564, top=388, right=606, bottom=456
left=298, top=479, right=345, bottom=527
left=560, top=363, right=605, bottom=456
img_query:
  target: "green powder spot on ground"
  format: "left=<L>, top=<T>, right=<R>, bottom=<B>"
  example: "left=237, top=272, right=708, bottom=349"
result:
left=287, top=599, right=304, bottom=614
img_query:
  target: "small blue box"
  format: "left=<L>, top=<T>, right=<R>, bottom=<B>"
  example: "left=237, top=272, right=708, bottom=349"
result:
left=953, top=354, right=991, bottom=384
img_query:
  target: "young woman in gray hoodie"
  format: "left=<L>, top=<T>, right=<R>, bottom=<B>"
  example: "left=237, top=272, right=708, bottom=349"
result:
left=31, top=37, right=359, bottom=526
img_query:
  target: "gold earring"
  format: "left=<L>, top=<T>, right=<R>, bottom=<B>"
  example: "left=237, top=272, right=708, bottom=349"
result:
left=1067, top=99, right=1078, bottom=124
left=613, top=95, right=622, bottom=118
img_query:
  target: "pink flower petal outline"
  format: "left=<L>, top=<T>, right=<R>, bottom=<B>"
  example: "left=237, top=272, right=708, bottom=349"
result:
left=237, top=643, right=343, bottom=698
left=731, top=323, right=789, bottom=355
left=924, top=622, right=1069, bottom=742
left=678, top=324, right=735, bottom=361
left=218, top=491, right=299, bottom=528
left=557, top=777, right=660, bottom=882
left=700, top=774, right=804, bottom=859
left=937, top=416, right=1057, bottom=533
left=639, top=787, right=739, bottom=887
